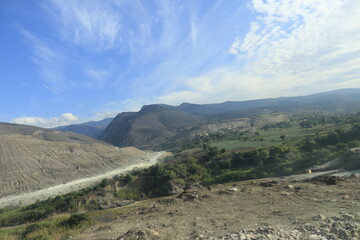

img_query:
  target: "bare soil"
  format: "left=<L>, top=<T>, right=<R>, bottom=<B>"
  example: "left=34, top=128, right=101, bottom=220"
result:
left=74, top=172, right=360, bottom=240
left=0, top=123, right=169, bottom=206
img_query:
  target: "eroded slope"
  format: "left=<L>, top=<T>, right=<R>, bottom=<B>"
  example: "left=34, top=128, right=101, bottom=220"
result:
left=0, top=123, right=160, bottom=199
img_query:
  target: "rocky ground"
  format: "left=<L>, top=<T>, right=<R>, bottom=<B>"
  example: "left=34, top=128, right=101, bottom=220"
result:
left=73, top=172, right=360, bottom=240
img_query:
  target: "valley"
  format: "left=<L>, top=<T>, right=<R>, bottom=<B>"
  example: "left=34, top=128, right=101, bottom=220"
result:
left=0, top=89, right=360, bottom=239
left=2, top=2, right=360, bottom=239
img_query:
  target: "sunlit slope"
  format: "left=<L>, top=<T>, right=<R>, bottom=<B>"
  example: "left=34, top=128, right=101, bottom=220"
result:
left=0, top=123, right=156, bottom=198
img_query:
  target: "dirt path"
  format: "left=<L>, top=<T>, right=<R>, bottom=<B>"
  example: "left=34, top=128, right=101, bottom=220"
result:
left=0, top=152, right=166, bottom=208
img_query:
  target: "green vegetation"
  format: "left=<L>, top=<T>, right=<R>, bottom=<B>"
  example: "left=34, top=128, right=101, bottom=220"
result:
left=1, top=112, right=359, bottom=240
left=60, top=213, right=91, bottom=229
left=184, top=112, right=358, bottom=151
left=117, top=187, right=141, bottom=200
left=0, top=213, right=91, bottom=240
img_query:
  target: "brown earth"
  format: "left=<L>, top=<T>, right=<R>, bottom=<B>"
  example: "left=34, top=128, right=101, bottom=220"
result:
left=0, top=123, right=163, bottom=201
left=74, top=172, right=360, bottom=240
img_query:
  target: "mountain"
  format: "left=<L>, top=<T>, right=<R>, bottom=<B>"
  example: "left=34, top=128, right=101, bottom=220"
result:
left=99, top=105, right=206, bottom=149
left=100, top=89, right=360, bottom=149
left=0, top=122, right=158, bottom=198
left=169, top=88, right=360, bottom=119
left=55, top=117, right=113, bottom=138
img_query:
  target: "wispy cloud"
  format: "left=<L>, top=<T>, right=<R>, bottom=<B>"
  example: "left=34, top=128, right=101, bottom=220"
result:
left=20, top=28, right=66, bottom=93
left=45, top=0, right=122, bottom=51
left=157, top=0, right=360, bottom=105
left=8, top=0, right=360, bottom=124
left=84, top=69, right=110, bottom=88
left=12, top=113, right=79, bottom=128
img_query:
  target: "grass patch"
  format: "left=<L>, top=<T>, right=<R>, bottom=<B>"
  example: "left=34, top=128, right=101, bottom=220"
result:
left=0, top=213, right=92, bottom=240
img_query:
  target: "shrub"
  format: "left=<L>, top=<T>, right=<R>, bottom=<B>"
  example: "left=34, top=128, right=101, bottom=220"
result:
left=99, top=178, right=112, bottom=188
left=60, top=213, right=91, bottom=229
left=117, top=187, right=141, bottom=200
left=124, top=173, right=135, bottom=183
left=213, top=170, right=248, bottom=184
left=22, top=224, right=42, bottom=238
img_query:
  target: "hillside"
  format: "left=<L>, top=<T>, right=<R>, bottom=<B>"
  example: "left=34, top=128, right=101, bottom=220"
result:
left=0, top=122, right=101, bottom=144
left=99, top=89, right=360, bottom=150
left=0, top=122, right=161, bottom=200
left=171, top=88, right=360, bottom=118
left=55, top=118, right=113, bottom=138
left=74, top=171, right=360, bottom=240
left=1, top=112, right=359, bottom=239
left=99, top=105, right=206, bottom=149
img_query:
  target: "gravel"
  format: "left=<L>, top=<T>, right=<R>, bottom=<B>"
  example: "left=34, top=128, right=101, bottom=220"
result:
left=209, top=213, right=360, bottom=240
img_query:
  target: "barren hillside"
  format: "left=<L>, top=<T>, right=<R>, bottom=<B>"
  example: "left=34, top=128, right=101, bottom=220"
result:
left=0, top=123, right=161, bottom=199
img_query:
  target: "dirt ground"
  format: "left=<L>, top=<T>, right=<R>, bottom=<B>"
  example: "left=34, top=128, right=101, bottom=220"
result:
left=0, top=128, right=168, bottom=206
left=74, top=172, right=360, bottom=240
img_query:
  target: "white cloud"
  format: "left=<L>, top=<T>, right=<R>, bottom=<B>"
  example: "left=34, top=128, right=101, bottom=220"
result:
left=46, top=0, right=121, bottom=51
left=89, top=98, right=147, bottom=121
left=94, top=111, right=119, bottom=119
left=12, top=113, right=79, bottom=128
left=157, top=0, right=360, bottom=106
left=156, top=67, right=278, bottom=105
left=18, top=0, right=359, bottom=117
left=20, top=29, right=66, bottom=92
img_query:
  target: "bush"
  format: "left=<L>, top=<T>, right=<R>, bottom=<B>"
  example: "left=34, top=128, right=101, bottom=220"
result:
left=22, top=224, right=42, bottom=238
left=22, top=209, right=51, bottom=223
left=99, top=178, right=112, bottom=188
left=117, top=187, right=141, bottom=200
left=124, top=173, right=135, bottom=183
left=60, top=213, right=91, bottom=229
left=213, top=170, right=248, bottom=184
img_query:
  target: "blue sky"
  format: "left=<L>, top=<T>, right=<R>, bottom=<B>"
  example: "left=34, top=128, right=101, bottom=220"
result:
left=1, top=0, right=360, bottom=127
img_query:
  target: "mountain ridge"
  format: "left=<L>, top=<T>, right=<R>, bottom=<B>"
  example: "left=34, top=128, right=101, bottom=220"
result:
left=99, top=88, right=360, bottom=149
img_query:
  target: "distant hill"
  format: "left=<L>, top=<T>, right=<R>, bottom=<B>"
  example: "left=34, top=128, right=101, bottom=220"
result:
left=99, top=105, right=206, bottom=149
left=55, top=117, right=113, bottom=138
left=0, top=122, right=157, bottom=198
left=169, top=88, right=360, bottom=119
left=100, top=89, right=360, bottom=149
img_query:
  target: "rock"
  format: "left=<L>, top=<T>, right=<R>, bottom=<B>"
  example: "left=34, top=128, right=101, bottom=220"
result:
left=116, top=228, right=160, bottom=240
left=228, top=187, right=238, bottom=192
left=341, top=213, right=355, bottom=221
left=177, top=191, right=199, bottom=201
left=214, top=212, right=360, bottom=240
left=313, top=214, right=326, bottom=221
left=260, top=181, right=278, bottom=187
left=342, top=194, right=350, bottom=199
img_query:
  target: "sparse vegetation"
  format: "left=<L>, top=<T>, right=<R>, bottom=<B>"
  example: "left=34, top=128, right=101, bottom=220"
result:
left=1, top=112, right=359, bottom=239
left=60, top=213, right=91, bottom=229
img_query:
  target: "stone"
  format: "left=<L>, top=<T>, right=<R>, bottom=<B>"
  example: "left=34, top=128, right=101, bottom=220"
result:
left=313, top=214, right=326, bottom=221
left=342, top=194, right=350, bottom=199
